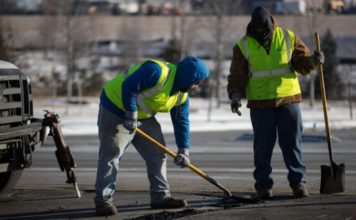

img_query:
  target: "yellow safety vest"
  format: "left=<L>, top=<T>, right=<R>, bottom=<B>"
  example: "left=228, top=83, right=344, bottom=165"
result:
left=237, top=27, right=301, bottom=100
left=103, top=59, right=188, bottom=119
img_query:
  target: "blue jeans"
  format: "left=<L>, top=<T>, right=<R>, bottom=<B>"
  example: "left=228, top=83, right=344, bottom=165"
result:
left=94, top=105, right=171, bottom=205
left=250, top=103, right=306, bottom=191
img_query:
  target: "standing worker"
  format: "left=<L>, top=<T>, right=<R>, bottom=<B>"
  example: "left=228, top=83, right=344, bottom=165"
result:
left=227, top=7, right=324, bottom=199
left=95, top=56, right=209, bottom=216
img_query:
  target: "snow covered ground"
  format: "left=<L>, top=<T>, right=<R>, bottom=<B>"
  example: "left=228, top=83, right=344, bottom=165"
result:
left=32, top=97, right=356, bottom=135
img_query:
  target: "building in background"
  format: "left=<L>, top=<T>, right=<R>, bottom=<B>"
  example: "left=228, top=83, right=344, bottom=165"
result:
left=6, top=0, right=356, bottom=15
left=1, top=0, right=356, bottom=99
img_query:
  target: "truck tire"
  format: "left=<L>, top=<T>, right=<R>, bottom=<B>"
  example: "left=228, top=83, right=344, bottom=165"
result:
left=0, top=170, right=23, bottom=200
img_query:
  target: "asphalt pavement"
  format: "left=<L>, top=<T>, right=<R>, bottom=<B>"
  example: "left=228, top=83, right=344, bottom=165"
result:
left=0, top=186, right=355, bottom=220
left=1, top=98, right=355, bottom=219
left=1, top=128, right=356, bottom=220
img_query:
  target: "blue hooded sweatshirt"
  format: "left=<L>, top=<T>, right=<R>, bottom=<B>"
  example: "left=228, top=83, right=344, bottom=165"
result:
left=100, top=56, right=209, bottom=149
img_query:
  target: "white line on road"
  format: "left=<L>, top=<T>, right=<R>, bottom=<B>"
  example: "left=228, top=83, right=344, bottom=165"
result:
left=0, top=210, right=95, bottom=220
left=27, top=167, right=356, bottom=175
left=37, top=146, right=356, bottom=154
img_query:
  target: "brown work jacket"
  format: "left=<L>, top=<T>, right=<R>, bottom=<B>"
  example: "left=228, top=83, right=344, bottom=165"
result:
left=227, top=18, right=317, bottom=108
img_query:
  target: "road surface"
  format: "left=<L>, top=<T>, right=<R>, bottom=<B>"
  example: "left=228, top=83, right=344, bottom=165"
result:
left=0, top=129, right=355, bottom=219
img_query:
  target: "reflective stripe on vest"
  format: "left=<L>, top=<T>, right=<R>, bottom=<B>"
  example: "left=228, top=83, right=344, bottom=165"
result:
left=135, top=62, right=187, bottom=118
left=133, top=64, right=172, bottom=116
left=237, top=27, right=301, bottom=100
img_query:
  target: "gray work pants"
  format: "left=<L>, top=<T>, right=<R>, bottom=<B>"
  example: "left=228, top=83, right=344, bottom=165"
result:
left=94, top=105, right=170, bottom=205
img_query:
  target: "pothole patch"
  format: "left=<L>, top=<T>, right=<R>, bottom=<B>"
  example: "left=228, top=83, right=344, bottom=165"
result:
left=126, top=208, right=204, bottom=220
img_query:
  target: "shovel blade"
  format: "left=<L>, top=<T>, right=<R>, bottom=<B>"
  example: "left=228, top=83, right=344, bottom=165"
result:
left=320, top=163, right=345, bottom=194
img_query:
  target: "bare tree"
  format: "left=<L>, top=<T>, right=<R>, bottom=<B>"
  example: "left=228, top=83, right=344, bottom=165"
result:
left=209, top=0, right=225, bottom=107
left=0, top=2, right=14, bottom=63
left=341, top=64, right=355, bottom=119
left=50, top=0, right=95, bottom=113
left=175, top=0, right=242, bottom=120
left=38, top=15, right=60, bottom=59
left=201, top=0, right=238, bottom=120
left=119, top=16, right=145, bottom=68
left=179, top=0, right=187, bottom=59
left=0, top=18, right=14, bottom=62
left=303, top=1, right=327, bottom=107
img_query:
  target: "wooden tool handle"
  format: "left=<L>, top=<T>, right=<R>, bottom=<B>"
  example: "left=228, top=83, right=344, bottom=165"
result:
left=314, top=32, right=334, bottom=164
left=136, top=128, right=232, bottom=197
left=136, top=128, right=212, bottom=179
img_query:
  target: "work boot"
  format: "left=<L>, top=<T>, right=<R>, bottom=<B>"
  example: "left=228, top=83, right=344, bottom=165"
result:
left=293, top=187, right=309, bottom=198
left=95, top=202, right=118, bottom=216
left=151, top=197, right=188, bottom=209
left=256, top=189, right=273, bottom=199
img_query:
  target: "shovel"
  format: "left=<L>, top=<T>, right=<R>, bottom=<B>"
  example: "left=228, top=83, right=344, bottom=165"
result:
left=135, top=128, right=260, bottom=205
left=314, top=32, right=345, bottom=194
left=135, top=128, right=232, bottom=197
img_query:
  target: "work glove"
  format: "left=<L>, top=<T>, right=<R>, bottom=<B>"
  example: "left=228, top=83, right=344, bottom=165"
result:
left=230, top=92, right=242, bottom=116
left=174, top=148, right=190, bottom=168
left=123, top=111, right=138, bottom=134
left=308, top=50, right=325, bottom=67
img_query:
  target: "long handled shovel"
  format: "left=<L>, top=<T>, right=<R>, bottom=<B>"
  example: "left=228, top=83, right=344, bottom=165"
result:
left=314, top=32, right=345, bottom=194
left=135, top=128, right=233, bottom=197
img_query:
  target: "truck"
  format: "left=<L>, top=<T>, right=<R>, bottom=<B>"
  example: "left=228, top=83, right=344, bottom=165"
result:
left=0, top=60, right=80, bottom=199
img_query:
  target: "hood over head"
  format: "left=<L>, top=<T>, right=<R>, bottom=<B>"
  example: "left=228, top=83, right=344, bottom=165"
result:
left=171, top=56, right=209, bottom=94
left=247, top=6, right=273, bottom=48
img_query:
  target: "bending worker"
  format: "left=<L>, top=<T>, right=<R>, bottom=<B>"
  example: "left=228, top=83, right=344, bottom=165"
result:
left=227, top=7, right=324, bottom=199
left=95, top=56, right=209, bottom=216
